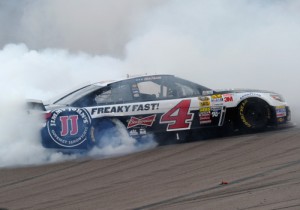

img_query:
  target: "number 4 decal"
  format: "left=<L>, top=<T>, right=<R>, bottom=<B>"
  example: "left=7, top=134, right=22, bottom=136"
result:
left=160, top=99, right=194, bottom=131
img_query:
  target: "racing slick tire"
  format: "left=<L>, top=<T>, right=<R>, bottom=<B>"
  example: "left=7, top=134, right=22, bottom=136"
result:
left=237, top=98, right=271, bottom=132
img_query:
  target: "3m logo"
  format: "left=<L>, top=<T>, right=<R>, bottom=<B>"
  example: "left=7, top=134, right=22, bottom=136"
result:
left=223, top=94, right=233, bottom=102
left=127, top=115, right=156, bottom=128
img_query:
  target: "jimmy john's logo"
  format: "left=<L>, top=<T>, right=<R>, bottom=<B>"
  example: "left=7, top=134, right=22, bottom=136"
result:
left=127, top=115, right=156, bottom=128
left=47, top=108, right=91, bottom=147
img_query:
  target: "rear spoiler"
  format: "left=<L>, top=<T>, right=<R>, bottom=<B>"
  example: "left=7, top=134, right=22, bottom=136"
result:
left=26, top=99, right=46, bottom=111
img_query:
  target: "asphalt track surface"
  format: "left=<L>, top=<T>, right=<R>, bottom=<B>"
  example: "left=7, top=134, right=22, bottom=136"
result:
left=0, top=125, right=299, bottom=210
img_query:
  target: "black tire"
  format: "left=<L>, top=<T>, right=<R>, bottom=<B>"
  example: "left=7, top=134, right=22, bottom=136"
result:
left=237, top=99, right=271, bottom=132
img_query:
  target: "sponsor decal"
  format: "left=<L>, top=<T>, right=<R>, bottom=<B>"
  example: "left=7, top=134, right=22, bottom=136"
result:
left=132, top=84, right=140, bottom=98
left=144, top=76, right=162, bottom=81
left=129, top=129, right=139, bottom=136
left=140, top=128, right=147, bottom=135
left=129, top=128, right=147, bottom=136
left=200, top=107, right=210, bottom=113
left=277, top=117, right=284, bottom=123
left=200, top=112, right=210, bottom=118
left=211, top=98, right=223, bottom=103
left=199, top=109, right=211, bottom=124
left=276, top=106, right=286, bottom=118
left=211, top=107, right=221, bottom=118
left=211, top=94, right=223, bottom=103
left=212, top=103, right=223, bottom=106
left=199, top=106, right=222, bottom=124
left=127, top=115, right=156, bottom=128
left=199, top=96, right=210, bottom=101
left=200, top=116, right=211, bottom=124
left=136, top=76, right=162, bottom=82
left=47, top=108, right=91, bottom=147
left=240, top=93, right=262, bottom=100
left=200, top=115, right=211, bottom=120
left=200, top=101, right=211, bottom=106
left=199, top=106, right=222, bottom=119
left=90, top=103, right=159, bottom=115
left=223, top=94, right=233, bottom=102
left=211, top=94, right=222, bottom=99
left=211, top=111, right=220, bottom=117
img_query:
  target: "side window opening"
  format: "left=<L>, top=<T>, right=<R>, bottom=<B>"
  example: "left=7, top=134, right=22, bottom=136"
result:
left=95, top=83, right=133, bottom=105
left=111, top=84, right=133, bottom=103
left=174, top=82, right=199, bottom=97
left=135, top=77, right=178, bottom=100
left=137, top=81, right=159, bottom=100
left=95, top=88, right=112, bottom=105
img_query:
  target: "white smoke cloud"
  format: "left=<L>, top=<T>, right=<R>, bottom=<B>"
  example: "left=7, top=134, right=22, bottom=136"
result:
left=88, top=120, right=157, bottom=158
left=0, top=0, right=163, bottom=55
left=0, top=0, right=299, bottom=167
left=124, top=0, right=300, bottom=123
left=0, top=45, right=156, bottom=168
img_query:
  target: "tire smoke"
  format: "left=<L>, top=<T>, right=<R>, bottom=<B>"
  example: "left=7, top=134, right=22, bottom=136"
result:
left=0, top=45, right=156, bottom=167
left=0, top=0, right=299, bottom=167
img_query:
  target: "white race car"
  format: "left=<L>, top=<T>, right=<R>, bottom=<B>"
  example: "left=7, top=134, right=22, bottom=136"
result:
left=28, top=74, right=291, bottom=150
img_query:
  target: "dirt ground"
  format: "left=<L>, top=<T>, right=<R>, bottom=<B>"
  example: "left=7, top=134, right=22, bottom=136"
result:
left=0, top=126, right=299, bottom=210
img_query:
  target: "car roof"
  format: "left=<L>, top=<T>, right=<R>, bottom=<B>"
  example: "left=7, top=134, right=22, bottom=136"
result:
left=92, top=74, right=174, bottom=86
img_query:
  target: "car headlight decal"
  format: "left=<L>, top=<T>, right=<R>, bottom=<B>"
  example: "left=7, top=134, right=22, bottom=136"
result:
left=270, top=94, right=285, bottom=102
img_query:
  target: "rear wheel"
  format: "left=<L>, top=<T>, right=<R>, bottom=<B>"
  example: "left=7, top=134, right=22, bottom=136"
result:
left=238, top=99, right=271, bottom=132
left=89, top=119, right=119, bottom=148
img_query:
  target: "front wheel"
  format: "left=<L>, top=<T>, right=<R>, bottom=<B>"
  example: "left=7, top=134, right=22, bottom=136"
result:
left=237, top=99, right=271, bottom=132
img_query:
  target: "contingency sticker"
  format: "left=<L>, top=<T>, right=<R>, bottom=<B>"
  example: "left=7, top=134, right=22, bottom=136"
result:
left=276, top=106, right=286, bottom=118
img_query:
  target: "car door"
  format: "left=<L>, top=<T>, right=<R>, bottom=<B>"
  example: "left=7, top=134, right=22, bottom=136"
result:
left=127, top=76, right=200, bottom=134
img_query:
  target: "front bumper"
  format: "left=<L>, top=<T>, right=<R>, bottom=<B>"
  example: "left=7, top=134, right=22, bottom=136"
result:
left=274, top=106, right=291, bottom=125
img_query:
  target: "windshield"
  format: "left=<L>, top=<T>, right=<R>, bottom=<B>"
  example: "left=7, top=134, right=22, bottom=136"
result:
left=53, top=84, right=102, bottom=105
left=173, top=76, right=214, bottom=95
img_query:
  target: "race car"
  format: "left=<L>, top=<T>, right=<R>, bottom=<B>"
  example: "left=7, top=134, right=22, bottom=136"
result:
left=29, top=74, right=291, bottom=151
